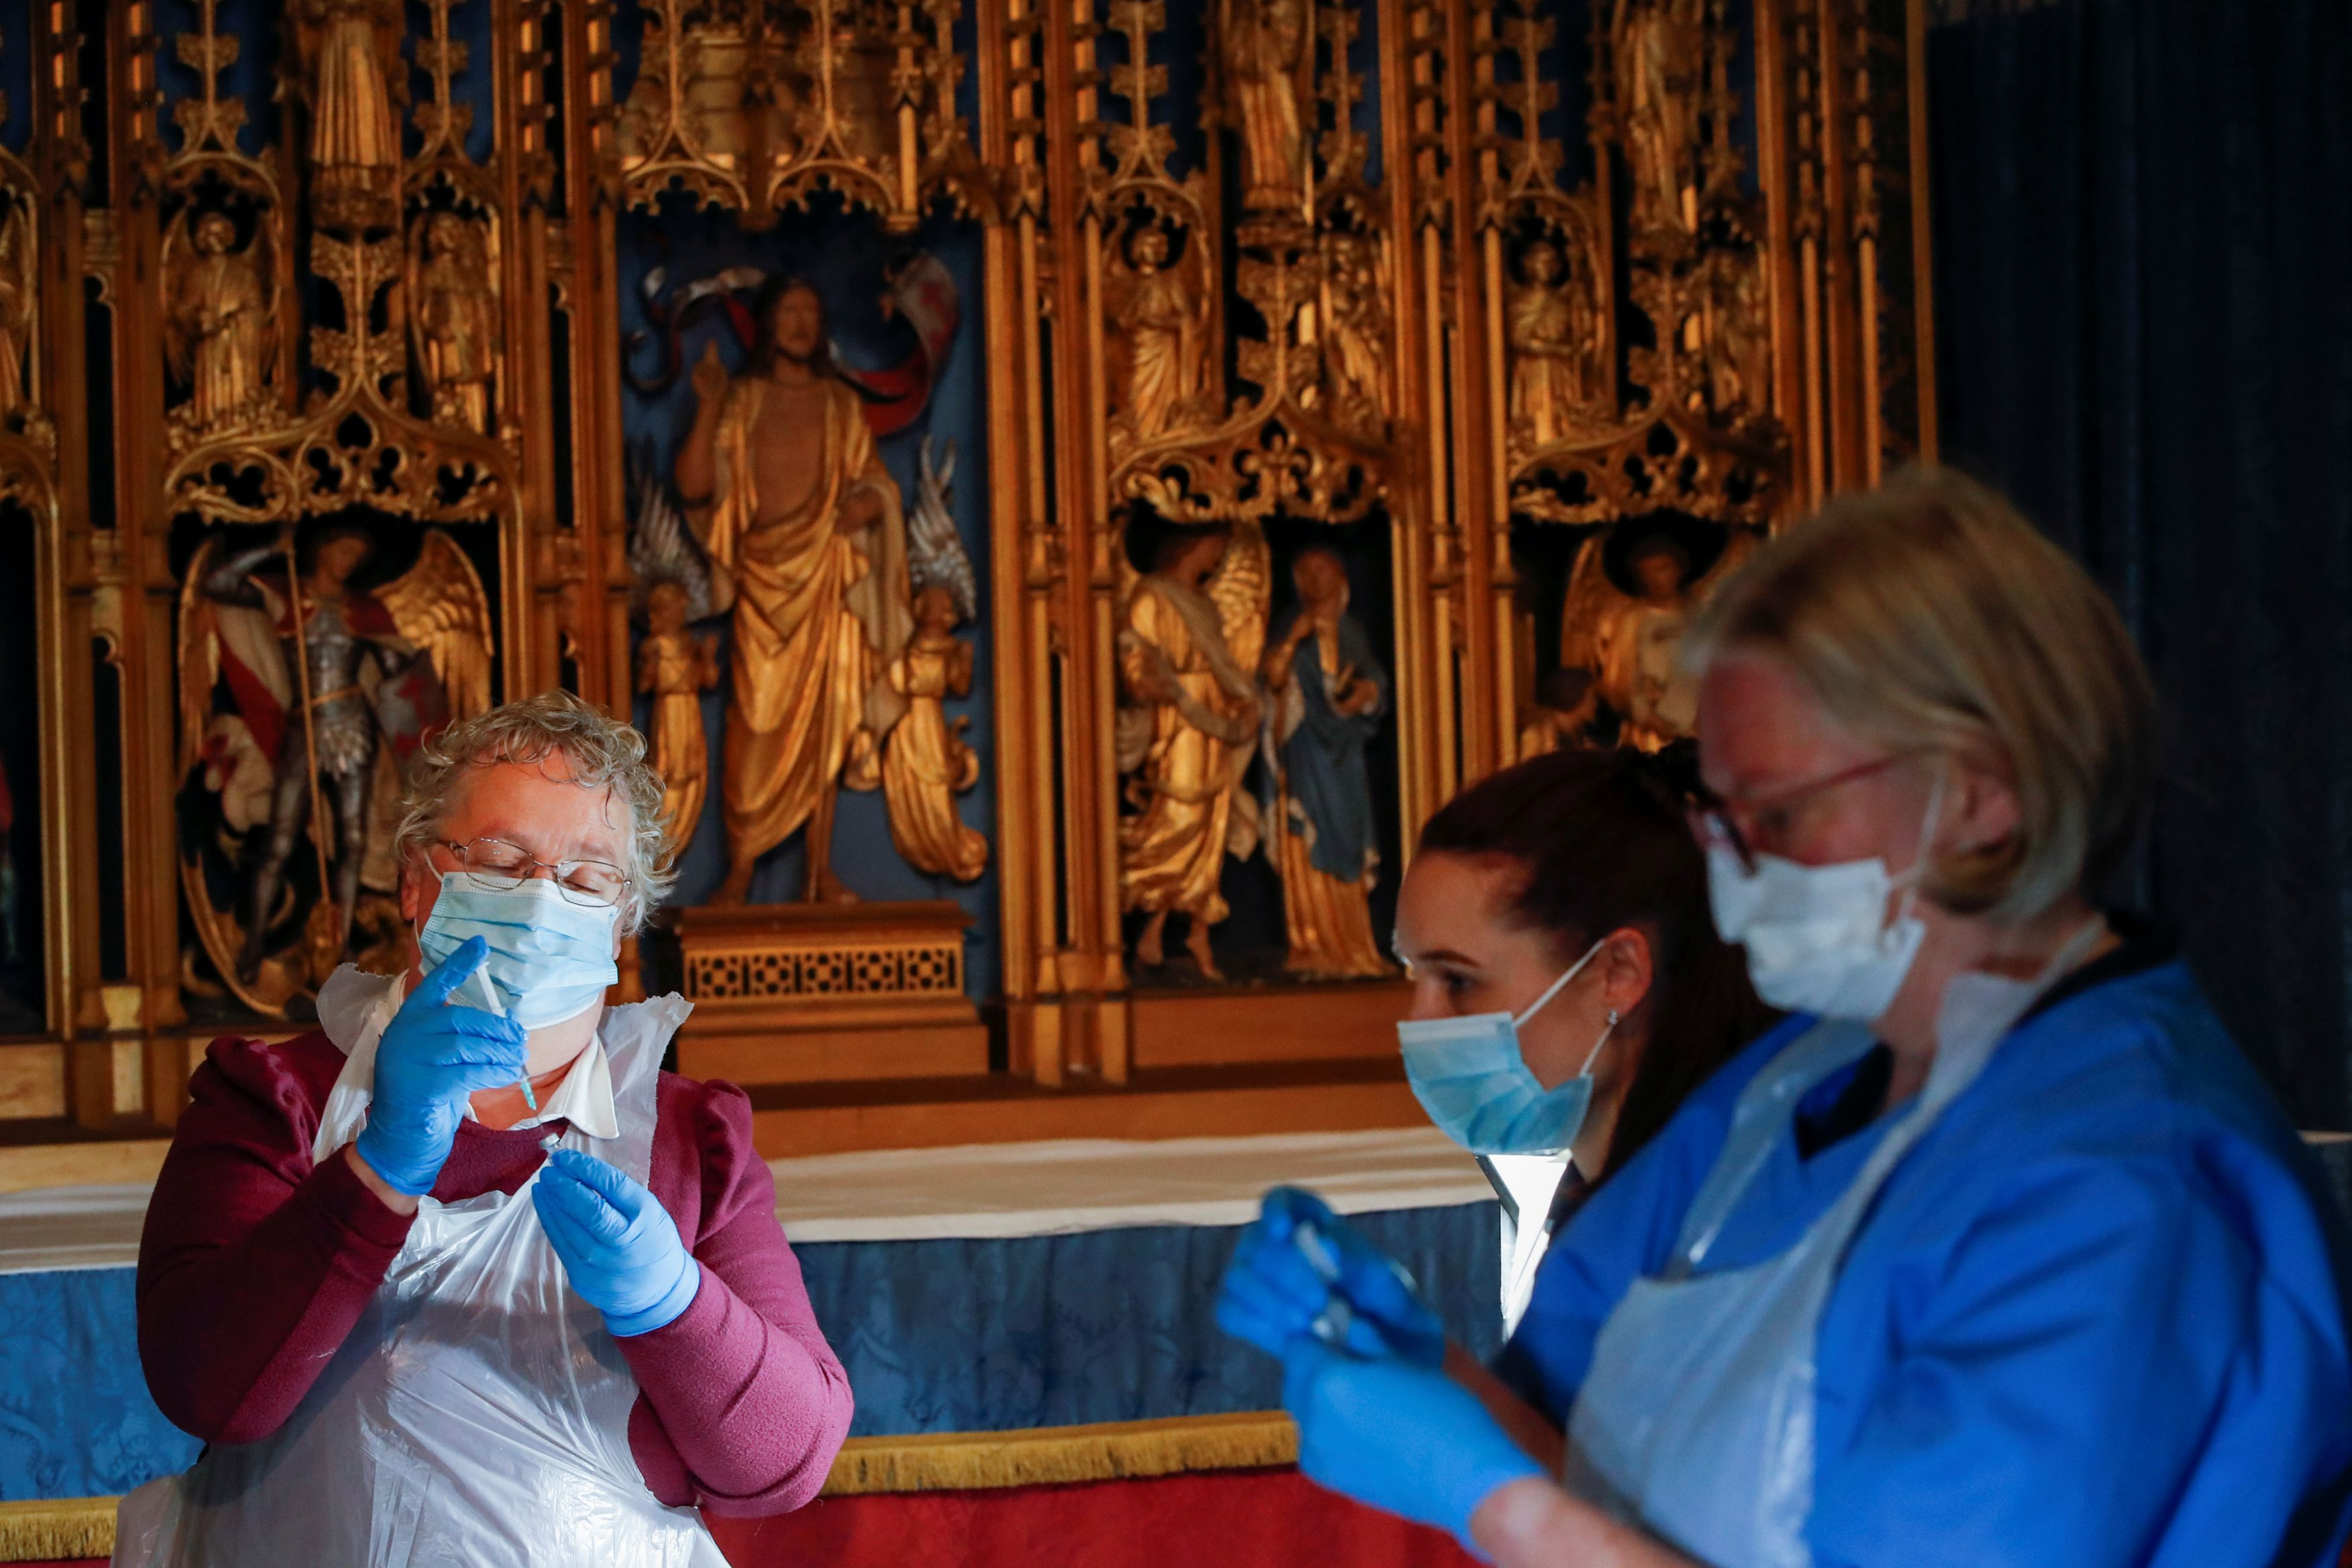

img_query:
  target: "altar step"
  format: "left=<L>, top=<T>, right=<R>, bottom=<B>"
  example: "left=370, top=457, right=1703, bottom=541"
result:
left=743, top=1058, right=1425, bottom=1160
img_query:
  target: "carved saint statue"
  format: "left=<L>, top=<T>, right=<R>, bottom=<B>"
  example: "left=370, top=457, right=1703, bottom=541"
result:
left=409, top=212, right=499, bottom=435
left=165, top=212, right=273, bottom=439
left=676, top=278, right=914, bottom=905
left=636, top=579, right=721, bottom=862
left=1261, top=550, right=1394, bottom=981
left=179, top=526, right=491, bottom=1011
left=200, top=530, right=410, bottom=981
left=1508, top=239, right=1604, bottom=447
left=1562, top=525, right=1755, bottom=753
left=1109, top=227, right=1210, bottom=445
left=0, top=201, right=29, bottom=421
left=881, top=585, right=989, bottom=883
left=299, top=0, right=405, bottom=227
left=1320, top=235, right=1391, bottom=430
left=1117, top=524, right=1263, bottom=982
left=1614, top=0, right=1706, bottom=235
left=1220, top=0, right=1308, bottom=212
left=1702, top=248, right=1771, bottom=424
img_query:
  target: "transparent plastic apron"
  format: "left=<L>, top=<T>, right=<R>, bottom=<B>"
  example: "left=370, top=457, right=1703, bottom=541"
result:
left=1563, top=923, right=2104, bottom=1568
left=114, top=1000, right=726, bottom=1568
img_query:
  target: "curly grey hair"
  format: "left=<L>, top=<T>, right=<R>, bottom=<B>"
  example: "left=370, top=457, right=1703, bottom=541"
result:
left=393, top=689, right=676, bottom=933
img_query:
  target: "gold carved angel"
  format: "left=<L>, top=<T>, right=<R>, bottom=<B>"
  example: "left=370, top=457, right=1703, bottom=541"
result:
left=1508, top=238, right=1606, bottom=448
left=0, top=196, right=31, bottom=420
left=1559, top=524, right=1755, bottom=753
left=1116, top=513, right=1269, bottom=982
left=1219, top=0, right=1309, bottom=213
left=1614, top=0, right=1707, bottom=236
left=297, top=0, right=405, bottom=227
left=177, top=524, right=494, bottom=1018
left=408, top=212, right=500, bottom=435
left=1105, top=225, right=1213, bottom=449
left=1319, top=234, right=1392, bottom=431
left=163, top=211, right=278, bottom=443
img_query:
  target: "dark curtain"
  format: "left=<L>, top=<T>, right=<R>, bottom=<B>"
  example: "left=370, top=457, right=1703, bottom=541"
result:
left=1928, top=0, right=2352, bottom=1127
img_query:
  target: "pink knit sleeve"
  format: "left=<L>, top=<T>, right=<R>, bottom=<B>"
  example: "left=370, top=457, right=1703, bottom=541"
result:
left=620, top=1077, right=854, bottom=1515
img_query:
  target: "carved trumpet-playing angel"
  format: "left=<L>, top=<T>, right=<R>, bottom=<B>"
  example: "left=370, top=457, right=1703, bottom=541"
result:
left=177, top=524, right=493, bottom=1016
left=1559, top=523, right=1756, bottom=753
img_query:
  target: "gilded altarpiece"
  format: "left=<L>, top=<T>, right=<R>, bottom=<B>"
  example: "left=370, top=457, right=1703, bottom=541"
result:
left=0, top=0, right=1933, bottom=1145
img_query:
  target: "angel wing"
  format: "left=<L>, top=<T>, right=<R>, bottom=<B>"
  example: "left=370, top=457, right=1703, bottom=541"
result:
left=906, top=434, right=978, bottom=623
left=177, top=535, right=226, bottom=778
left=160, top=212, right=194, bottom=387
left=379, top=529, right=495, bottom=723
left=1205, top=517, right=1272, bottom=679
left=625, top=435, right=714, bottom=621
left=1558, top=530, right=1632, bottom=675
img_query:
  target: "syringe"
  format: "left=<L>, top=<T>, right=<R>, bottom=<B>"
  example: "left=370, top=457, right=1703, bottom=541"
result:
left=1291, top=1218, right=1356, bottom=1348
left=460, top=962, right=536, bottom=1112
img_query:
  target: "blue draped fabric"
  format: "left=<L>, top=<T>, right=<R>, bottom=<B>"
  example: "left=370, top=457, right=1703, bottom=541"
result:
left=0, top=1269, right=201, bottom=1502
left=1928, top=0, right=2352, bottom=1127
left=0, top=1202, right=1498, bottom=1501
left=797, top=1203, right=1500, bottom=1437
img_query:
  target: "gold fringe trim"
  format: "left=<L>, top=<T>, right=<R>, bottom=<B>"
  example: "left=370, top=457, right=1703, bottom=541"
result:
left=0, top=1494, right=114, bottom=1563
left=0, top=1415, right=1299, bottom=1560
left=819, top=1412, right=1299, bottom=1497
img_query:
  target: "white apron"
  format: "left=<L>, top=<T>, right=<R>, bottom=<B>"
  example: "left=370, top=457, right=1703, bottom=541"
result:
left=1563, top=924, right=2105, bottom=1568
left=113, top=997, right=728, bottom=1568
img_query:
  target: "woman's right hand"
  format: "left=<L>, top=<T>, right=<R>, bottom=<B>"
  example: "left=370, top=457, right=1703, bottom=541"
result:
left=350, top=937, right=528, bottom=1198
left=1216, top=1186, right=1447, bottom=1368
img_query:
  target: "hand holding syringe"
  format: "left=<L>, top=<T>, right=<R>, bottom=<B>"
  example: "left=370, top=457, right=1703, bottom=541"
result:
left=455, top=960, right=539, bottom=1113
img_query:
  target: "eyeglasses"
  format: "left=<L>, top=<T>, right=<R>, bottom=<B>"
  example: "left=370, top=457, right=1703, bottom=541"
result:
left=1686, top=756, right=1903, bottom=873
left=437, top=837, right=631, bottom=909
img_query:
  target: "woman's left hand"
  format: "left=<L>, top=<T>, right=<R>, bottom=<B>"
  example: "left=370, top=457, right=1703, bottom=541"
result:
left=533, top=1148, right=702, bottom=1337
left=1283, top=1339, right=1545, bottom=1548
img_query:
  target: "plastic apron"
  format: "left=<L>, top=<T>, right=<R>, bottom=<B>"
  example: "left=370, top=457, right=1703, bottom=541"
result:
left=1563, top=922, right=2106, bottom=1568
left=112, top=996, right=728, bottom=1568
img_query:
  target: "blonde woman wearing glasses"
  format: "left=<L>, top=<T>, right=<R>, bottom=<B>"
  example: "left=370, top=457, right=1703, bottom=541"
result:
left=1246, top=471, right=2352, bottom=1567
left=118, top=692, right=851, bottom=1567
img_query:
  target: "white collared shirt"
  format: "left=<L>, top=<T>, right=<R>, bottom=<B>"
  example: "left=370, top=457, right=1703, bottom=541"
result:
left=310, top=964, right=622, bottom=1167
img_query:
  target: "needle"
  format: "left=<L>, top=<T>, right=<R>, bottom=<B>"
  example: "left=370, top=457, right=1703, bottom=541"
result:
left=1292, top=1219, right=1356, bottom=1348
left=464, top=964, right=535, bottom=1112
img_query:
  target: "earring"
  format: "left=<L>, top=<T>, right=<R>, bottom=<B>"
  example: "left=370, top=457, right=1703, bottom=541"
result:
left=1607, top=1009, right=1620, bottom=1026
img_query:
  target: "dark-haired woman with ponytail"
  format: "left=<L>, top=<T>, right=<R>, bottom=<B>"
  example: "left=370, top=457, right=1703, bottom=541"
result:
left=1216, top=745, right=1775, bottom=1404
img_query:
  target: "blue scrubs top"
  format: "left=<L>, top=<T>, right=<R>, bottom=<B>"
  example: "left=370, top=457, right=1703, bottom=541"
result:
left=1500, top=956, right=2352, bottom=1567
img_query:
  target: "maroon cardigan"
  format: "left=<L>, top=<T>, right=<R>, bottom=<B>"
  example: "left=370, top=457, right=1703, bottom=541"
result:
left=136, top=1029, right=854, bottom=1518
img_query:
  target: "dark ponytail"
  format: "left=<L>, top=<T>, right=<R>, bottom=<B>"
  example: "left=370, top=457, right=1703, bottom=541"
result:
left=1417, top=746, right=1777, bottom=1181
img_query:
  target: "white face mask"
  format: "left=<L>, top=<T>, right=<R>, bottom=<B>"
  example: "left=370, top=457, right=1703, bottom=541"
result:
left=1706, top=771, right=1944, bottom=1022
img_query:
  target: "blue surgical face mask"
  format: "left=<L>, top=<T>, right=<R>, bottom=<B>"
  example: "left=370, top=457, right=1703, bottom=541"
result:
left=417, top=871, right=621, bottom=1031
left=1398, top=940, right=1618, bottom=1156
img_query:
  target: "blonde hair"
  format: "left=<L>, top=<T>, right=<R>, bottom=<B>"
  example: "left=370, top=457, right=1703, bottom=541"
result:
left=1685, top=467, right=2156, bottom=920
left=393, top=689, right=675, bottom=934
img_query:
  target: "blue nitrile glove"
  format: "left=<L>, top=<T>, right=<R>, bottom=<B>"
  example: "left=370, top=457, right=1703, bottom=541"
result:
left=532, top=1147, right=702, bottom=1337
left=1283, top=1339, right=1545, bottom=1548
left=1216, top=1186, right=1446, bottom=1367
left=352, top=936, right=529, bottom=1196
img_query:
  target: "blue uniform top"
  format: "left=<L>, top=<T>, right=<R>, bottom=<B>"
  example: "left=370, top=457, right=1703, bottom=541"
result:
left=1499, top=953, right=2352, bottom=1567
